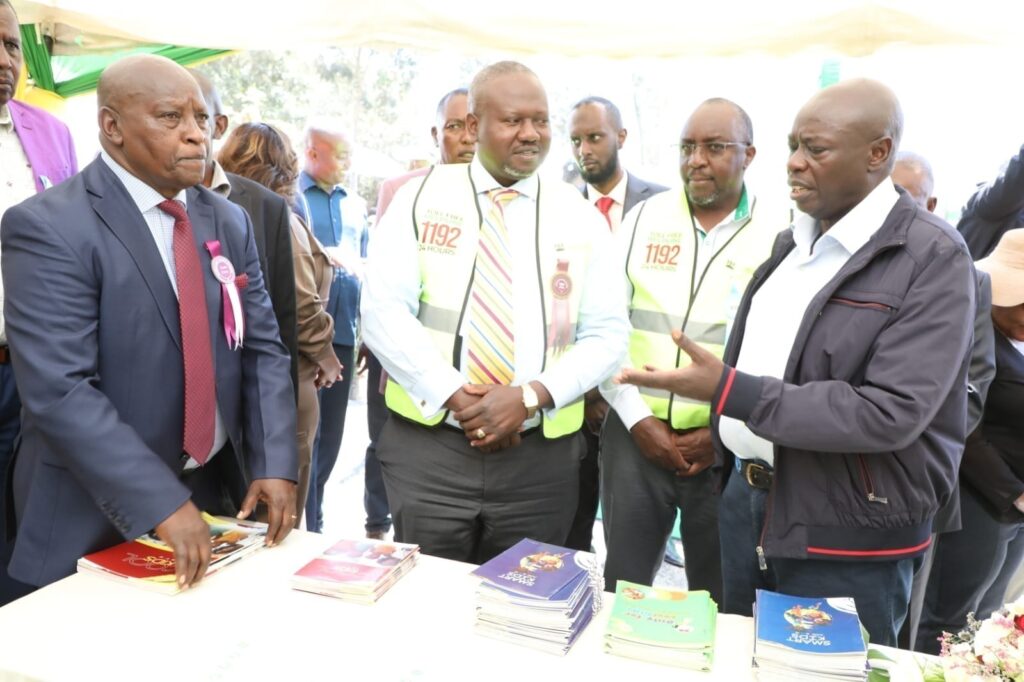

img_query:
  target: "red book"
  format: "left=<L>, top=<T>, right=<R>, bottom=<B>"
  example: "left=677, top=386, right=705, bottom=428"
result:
left=76, top=513, right=267, bottom=593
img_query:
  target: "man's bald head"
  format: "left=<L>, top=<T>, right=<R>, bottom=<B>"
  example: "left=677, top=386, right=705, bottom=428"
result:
left=893, top=151, right=936, bottom=213
left=97, top=55, right=210, bottom=198
left=787, top=79, right=904, bottom=230
left=468, top=61, right=539, bottom=115
left=303, top=119, right=352, bottom=187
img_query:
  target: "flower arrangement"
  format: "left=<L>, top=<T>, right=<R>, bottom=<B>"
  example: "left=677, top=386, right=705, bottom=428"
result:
left=937, top=597, right=1024, bottom=682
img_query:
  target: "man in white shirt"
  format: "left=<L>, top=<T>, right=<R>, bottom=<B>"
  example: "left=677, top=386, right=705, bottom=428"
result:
left=361, top=61, right=629, bottom=564
left=565, top=95, right=667, bottom=553
left=617, top=80, right=976, bottom=647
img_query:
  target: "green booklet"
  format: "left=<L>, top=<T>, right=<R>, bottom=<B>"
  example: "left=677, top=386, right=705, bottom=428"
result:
left=604, top=581, right=717, bottom=669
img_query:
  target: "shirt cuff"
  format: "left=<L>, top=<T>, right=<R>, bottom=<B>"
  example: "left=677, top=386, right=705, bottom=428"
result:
left=407, top=365, right=465, bottom=418
left=533, top=368, right=579, bottom=412
left=601, top=383, right=653, bottom=431
left=711, top=366, right=763, bottom=422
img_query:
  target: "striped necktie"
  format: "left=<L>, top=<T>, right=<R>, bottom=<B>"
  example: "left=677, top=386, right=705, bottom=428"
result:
left=466, top=188, right=518, bottom=385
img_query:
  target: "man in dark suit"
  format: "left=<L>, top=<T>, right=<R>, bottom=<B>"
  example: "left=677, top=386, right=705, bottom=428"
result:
left=566, top=95, right=667, bottom=552
left=191, top=71, right=298, bottom=394
left=0, top=0, right=80, bottom=604
left=1, top=54, right=297, bottom=593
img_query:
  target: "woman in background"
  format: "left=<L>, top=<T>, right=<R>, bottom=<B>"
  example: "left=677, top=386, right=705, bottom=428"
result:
left=219, top=122, right=342, bottom=529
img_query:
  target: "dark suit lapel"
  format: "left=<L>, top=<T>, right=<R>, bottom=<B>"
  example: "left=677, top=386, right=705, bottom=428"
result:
left=185, top=188, right=223, bottom=359
left=86, top=160, right=182, bottom=350
left=623, top=173, right=646, bottom=215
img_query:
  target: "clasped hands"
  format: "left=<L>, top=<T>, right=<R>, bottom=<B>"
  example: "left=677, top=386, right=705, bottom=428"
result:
left=446, top=384, right=530, bottom=454
left=615, top=330, right=726, bottom=476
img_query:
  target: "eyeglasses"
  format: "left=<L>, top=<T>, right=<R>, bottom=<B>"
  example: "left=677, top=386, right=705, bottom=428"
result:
left=678, top=141, right=749, bottom=158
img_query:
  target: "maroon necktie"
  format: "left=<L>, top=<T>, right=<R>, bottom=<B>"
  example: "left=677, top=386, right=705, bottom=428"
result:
left=158, top=200, right=216, bottom=464
left=595, top=196, right=615, bottom=229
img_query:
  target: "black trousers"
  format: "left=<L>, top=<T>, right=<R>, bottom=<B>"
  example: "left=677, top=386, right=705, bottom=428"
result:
left=378, top=416, right=582, bottom=565
left=600, top=412, right=722, bottom=601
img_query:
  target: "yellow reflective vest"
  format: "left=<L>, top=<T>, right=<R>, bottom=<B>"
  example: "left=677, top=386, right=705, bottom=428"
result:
left=625, top=188, right=780, bottom=429
left=384, top=164, right=594, bottom=438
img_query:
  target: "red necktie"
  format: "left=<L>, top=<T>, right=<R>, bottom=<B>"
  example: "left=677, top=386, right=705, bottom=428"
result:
left=158, top=200, right=216, bottom=464
left=595, top=196, right=615, bottom=229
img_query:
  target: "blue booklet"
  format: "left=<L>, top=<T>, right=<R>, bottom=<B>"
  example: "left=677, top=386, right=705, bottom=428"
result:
left=755, top=589, right=866, bottom=656
left=471, top=538, right=594, bottom=602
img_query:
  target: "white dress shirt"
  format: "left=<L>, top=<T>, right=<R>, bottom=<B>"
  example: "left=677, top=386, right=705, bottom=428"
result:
left=362, top=158, right=629, bottom=429
left=100, top=152, right=227, bottom=466
left=601, top=188, right=758, bottom=430
left=719, top=179, right=900, bottom=466
left=587, top=170, right=628, bottom=233
left=0, top=104, right=42, bottom=344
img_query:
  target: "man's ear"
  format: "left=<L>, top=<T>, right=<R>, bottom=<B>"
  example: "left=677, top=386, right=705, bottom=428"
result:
left=213, top=113, right=229, bottom=141
left=430, top=125, right=440, bottom=148
left=927, top=196, right=938, bottom=213
left=617, top=128, right=627, bottom=150
left=868, top=137, right=894, bottom=172
left=98, top=106, right=123, bottom=146
left=466, top=112, right=479, bottom=140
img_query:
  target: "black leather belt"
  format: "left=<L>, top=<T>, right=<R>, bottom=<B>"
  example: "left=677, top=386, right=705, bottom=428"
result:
left=736, top=458, right=773, bottom=490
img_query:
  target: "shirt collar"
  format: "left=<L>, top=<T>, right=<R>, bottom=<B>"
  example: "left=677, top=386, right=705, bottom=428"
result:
left=209, top=160, right=232, bottom=198
left=588, top=171, right=628, bottom=207
left=0, top=104, right=12, bottom=129
left=791, top=178, right=899, bottom=257
left=686, top=184, right=755, bottom=235
left=100, top=150, right=188, bottom=213
left=470, top=157, right=538, bottom=201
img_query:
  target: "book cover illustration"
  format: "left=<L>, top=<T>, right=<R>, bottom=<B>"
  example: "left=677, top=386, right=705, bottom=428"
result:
left=606, top=582, right=717, bottom=648
left=471, top=538, right=597, bottom=601
left=77, top=513, right=267, bottom=591
left=755, top=590, right=866, bottom=655
left=293, top=539, right=417, bottom=588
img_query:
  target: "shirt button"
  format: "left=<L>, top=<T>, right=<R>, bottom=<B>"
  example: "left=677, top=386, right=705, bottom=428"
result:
left=420, top=400, right=426, bottom=407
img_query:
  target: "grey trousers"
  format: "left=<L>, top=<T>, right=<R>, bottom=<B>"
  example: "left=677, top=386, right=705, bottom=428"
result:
left=600, top=412, right=722, bottom=601
left=377, top=416, right=583, bottom=565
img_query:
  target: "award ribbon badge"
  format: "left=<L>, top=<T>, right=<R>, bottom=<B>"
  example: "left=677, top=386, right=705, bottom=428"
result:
left=547, top=258, right=572, bottom=355
left=204, top=241, right=245, bottom=350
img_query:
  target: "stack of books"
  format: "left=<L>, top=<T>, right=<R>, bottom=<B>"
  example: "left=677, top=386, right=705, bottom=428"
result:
left=290, top=538, right=419, bottom=603
left=753, top=589, right=868, bottom=681
left=470, top=538, right=602, bottom=656
left=603, top=581, right=717, bottom=670
left=76, top=513, right=267, bottom=593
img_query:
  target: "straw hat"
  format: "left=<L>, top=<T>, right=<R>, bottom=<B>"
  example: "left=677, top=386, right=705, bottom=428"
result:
left=976, top=228, right=1024, bottom=307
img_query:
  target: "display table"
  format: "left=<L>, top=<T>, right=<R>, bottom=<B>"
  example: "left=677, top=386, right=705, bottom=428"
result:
left=0, top=531, right=932, bottom=681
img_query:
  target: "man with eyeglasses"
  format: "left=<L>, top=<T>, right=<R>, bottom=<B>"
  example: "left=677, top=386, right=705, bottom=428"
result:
left=599, top=98, right=777, bottom=599
left=362, top=88, right=474, bottom=542
left=617, top=80, right=976, bottom=647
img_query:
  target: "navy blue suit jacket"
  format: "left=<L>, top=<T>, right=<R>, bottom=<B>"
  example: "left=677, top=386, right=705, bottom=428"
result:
left=1, top=158, right=297, bottom=587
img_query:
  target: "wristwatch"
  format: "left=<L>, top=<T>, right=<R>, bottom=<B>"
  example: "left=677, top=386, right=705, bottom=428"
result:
left=521, top=383, right=540, bottom=419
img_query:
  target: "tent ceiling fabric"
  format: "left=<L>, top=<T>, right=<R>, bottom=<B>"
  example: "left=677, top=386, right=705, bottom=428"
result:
left=10, top=0, right=1018, bottom=58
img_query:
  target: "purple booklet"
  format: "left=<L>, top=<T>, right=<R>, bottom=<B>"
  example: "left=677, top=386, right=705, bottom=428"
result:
left=472, top=538, right=596, bottom=602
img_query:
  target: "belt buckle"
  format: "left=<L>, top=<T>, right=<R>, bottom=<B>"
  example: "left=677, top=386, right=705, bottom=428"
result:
left=745, top=461, right=771, bottom=489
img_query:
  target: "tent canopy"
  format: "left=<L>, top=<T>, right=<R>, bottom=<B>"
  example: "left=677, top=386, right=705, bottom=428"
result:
left=11, top=0, right=1019, bottom=61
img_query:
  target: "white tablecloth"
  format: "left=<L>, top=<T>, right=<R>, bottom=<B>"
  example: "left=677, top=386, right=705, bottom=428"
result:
left=0, top=531, right=931, bottom=682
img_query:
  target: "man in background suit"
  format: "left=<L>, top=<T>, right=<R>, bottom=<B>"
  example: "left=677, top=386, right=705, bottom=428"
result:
left=191, top=71, right=298, bottom=394
left=2, top=54, right=297, bottom=593
left=0, top=0, right=79, bottom=604
left=567, top=95, right=667, bottom=552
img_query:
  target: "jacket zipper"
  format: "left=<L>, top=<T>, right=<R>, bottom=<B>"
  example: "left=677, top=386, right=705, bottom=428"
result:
left=829, top=297, right=894, bottom=312
left=857, top=454, right=888, bottom=504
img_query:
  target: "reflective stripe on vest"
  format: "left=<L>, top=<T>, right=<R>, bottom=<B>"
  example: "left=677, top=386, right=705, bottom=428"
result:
left=625, top=189, right=778, bottom=429
left=384, top=164, right=589, bottom=438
